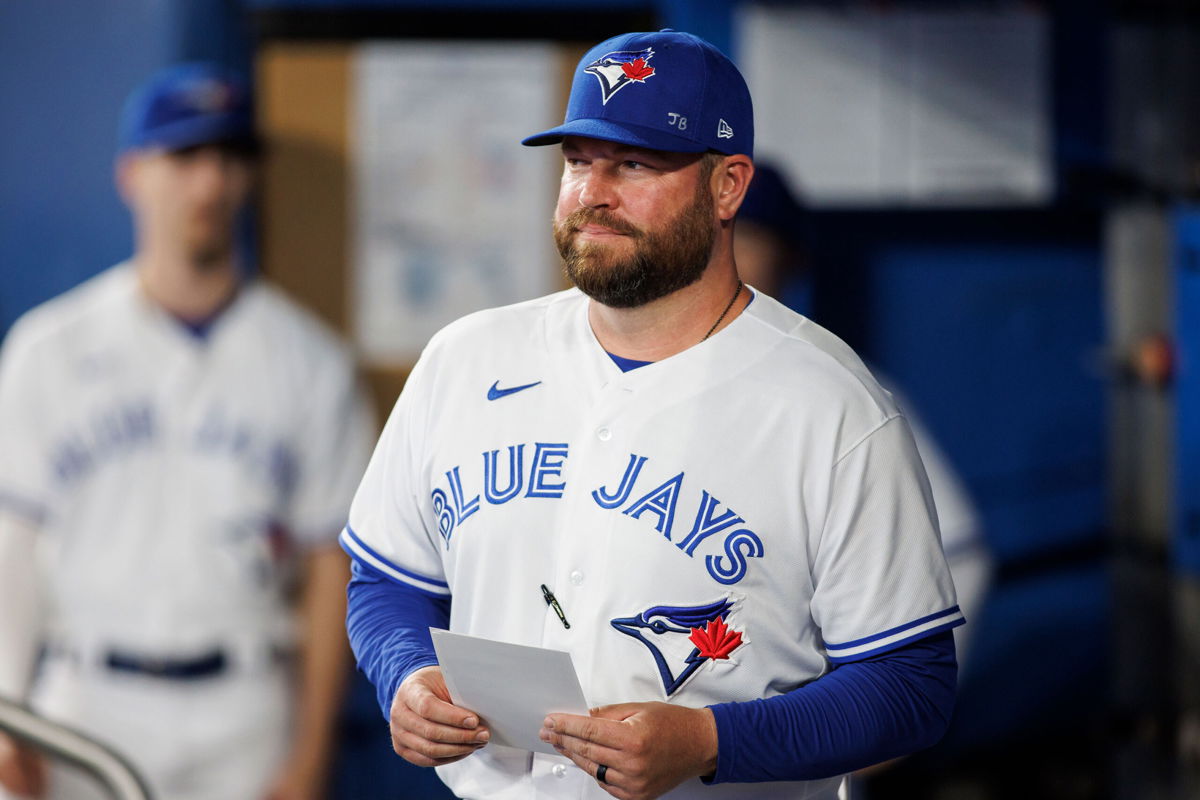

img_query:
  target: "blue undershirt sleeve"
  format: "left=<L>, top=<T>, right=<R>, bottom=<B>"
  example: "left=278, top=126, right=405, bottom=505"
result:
left=345, top=557, right=451, bottom=719
left=706, top=630, right=958, bottom=783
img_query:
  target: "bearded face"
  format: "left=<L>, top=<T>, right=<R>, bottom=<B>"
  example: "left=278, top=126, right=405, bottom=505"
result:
left=553, top=175, right=717, bottom=309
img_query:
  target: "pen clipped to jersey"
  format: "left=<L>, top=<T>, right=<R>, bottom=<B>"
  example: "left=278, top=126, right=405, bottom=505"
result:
left=541, top=583, right=570, bottom=629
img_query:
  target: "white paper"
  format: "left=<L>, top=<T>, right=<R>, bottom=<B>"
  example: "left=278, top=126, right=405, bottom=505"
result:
left=430, top=629, right=589, bottom=755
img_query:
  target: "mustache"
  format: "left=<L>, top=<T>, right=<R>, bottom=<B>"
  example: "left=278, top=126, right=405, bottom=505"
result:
left=558, top=208, right=643, bottom=238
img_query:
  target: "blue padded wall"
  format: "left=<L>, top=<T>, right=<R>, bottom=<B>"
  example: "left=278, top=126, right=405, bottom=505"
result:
left=1174, top=206, right=1200, bottom=576
left=808, top=208, right=1110, bottom=764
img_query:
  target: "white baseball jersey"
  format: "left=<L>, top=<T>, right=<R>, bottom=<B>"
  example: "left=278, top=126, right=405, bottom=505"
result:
left=0, top=263, right=374, bottom=797
left=344, top=287, right=961, bottom=800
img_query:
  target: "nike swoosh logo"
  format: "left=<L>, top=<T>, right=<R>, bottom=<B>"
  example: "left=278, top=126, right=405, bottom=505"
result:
left=487, top=380, right=542, bottom=401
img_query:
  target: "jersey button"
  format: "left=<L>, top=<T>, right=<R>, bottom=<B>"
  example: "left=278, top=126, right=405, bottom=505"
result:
left=552, top=763, right=568, bottom=778
left=597, top=426, right=612, bottom=441
left=569, top=569, right=585, bottom=586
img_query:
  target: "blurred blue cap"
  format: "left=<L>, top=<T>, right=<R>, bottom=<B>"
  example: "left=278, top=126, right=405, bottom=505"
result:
left=523, top=29, right=753, bottom=157
left=118, top=62, right=256, bottom=153
left=739, top=163, right=808, bottom=242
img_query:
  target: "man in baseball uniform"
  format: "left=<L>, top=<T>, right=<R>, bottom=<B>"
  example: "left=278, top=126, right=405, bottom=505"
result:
left=0, top=63, right=374, bottom=799
left=342, top=29, right=963, bottom=800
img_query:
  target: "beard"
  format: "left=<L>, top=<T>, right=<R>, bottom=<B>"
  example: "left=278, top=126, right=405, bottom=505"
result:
left=553, top=180, right=717, bottom=309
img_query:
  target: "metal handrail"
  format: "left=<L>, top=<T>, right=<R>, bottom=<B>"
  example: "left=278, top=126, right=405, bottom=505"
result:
left=0, top=694, right=153, bottom=800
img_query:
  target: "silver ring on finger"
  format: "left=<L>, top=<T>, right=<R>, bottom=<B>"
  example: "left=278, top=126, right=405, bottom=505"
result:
left=596, top=763, right=609, bottom=784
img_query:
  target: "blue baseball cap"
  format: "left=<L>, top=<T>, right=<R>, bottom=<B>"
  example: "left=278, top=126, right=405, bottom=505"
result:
left=522, top=29, right=753, bottom=157
left=118, top=62, right=257, bottom=153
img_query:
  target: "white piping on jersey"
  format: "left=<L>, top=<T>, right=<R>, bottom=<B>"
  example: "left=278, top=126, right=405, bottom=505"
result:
left=339, top=526, right=451, bottom=597
left=824, top=605, right=963, bottom=662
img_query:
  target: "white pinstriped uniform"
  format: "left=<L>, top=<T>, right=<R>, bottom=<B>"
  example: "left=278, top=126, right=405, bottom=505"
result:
left=344, top=286, right=962, bottom=800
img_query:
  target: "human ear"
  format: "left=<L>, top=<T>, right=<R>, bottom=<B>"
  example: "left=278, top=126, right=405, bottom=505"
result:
left=713, top=155, right=754, bottom=222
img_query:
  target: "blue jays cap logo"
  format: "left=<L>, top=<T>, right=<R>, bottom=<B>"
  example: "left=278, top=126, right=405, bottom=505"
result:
left=181, top=78, right=237, bottom=113
left=611, top=597, right=746, bottom=696
left=584, top=48, right=656, bottom=105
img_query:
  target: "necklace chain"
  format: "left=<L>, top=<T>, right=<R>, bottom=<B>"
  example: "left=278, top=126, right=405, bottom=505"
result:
left=701, top=278, right=743, bottom=342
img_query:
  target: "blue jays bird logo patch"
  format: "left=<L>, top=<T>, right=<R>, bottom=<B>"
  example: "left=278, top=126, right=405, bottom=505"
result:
left=585, top=48, right=656, bottom=105
left=612, top=597, right=746, bottom=696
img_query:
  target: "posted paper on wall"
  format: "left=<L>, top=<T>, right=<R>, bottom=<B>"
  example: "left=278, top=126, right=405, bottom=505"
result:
left=352, top=42, right=561, bottom=365
left=738, top=6, right=1052, bottom=206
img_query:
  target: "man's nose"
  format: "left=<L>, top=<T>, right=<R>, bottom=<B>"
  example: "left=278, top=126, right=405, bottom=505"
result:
left=577, top=170, right=617, bottom=209
left=190, top=150, right=238, bottom=194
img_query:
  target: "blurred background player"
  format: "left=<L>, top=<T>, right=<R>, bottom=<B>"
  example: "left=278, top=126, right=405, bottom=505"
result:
left=734, top=163, right=992, bottom=676
left=0, top=62, right=375, bottom=799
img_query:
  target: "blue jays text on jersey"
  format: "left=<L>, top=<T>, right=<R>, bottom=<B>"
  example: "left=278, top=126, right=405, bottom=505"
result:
left=429, top=441, right=764, bottom=586
left=49, top=397, right=297, bottom=499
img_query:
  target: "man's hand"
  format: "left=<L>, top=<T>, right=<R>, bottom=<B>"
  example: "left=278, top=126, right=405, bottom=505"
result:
left=389, top=666, right=490, bottom=767
left=0, top=731, right=46, bottom=798
left=540, top=702, right=718, bottom=800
